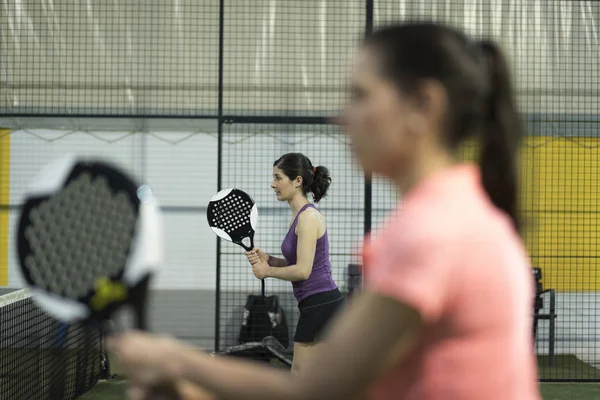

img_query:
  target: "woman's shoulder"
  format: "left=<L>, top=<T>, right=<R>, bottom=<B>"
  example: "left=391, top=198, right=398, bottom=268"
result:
left=296, top=206, right=326, bottom=234
left=298, top=206, right=324, bottom=222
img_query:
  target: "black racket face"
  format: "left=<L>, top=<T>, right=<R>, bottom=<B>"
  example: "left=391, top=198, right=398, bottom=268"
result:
left=207, top=189, right=257, bottom=250
left=17, top=158, right=151, bottom=324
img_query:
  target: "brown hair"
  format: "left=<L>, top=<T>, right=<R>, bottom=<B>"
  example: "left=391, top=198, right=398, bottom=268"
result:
left=274, top=153, right=332, bottom=203
left=365, top=23, right=522, bottom=231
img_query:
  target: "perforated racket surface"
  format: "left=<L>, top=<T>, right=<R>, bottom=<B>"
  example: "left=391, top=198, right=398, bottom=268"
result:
left=207, top=188, right=264, bottom=296
left=16, top=155, right=163, bottom=330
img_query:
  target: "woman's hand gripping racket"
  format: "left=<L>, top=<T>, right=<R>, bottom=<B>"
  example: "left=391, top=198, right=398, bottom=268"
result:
left=16, top=155, right=163, bottom=332
left=207, top=188, right=264, bottom=297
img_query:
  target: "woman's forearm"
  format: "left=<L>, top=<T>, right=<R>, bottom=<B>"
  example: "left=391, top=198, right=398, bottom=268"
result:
left=171, top=349, right=300, bottom=400
left=164, top=292, right=414, bottom=400
left=267, top=255, right=288, bottom=267
left=174, top=379, right=216, bottom=399
left=268, top=264, right=310, bottom=281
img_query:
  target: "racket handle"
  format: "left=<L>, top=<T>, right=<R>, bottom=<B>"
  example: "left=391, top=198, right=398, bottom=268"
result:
left=136, top=304, right=148, bottom=331
left=247, top=245, right=264, bottom=297
left=130, top=275, right=151, bottom=331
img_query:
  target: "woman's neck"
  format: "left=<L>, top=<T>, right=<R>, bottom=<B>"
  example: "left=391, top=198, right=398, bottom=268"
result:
left=289, top=195, right=310, bottom=215
left=394, top=151, right=456, bottom=195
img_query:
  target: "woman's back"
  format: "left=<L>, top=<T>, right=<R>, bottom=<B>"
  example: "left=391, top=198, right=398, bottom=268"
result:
left=364, top=165, right=540, bottom=400
left=281, top=204, right=337, bottom=303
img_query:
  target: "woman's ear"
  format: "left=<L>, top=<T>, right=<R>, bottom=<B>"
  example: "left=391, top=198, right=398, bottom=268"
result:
left=408, top=80, right=447, bottom=136
left=294, top=176, right=303, bottom=189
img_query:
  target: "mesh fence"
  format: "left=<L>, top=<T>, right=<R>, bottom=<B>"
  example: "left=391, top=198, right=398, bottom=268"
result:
left=222, top=1, right=363, bottom=117
left=0, top=0, right=598, bottom=385
left=0, top=1, right=220, bottom=117
left=219, top=123, right=364, bottom=348
left=0, top=289, right=103, bottom=400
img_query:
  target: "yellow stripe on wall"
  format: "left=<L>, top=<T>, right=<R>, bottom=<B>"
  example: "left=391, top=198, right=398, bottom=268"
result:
left=522, top=136, right=599, bottom=292
left=0, top=129, right=10, bottom=286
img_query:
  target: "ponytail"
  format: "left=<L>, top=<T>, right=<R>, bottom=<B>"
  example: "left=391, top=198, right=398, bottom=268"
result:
left=478, top=41, right=522, bottom=232
left=310, top=166, right=332, bottom=203
left=273, top=153, right=332, bottom=203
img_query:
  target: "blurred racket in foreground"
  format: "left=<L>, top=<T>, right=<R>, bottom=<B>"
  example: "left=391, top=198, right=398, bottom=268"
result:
left=16, top=154, right=163, bottom=331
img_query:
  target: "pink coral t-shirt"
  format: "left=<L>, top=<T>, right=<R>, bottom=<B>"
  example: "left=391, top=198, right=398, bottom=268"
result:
left=363, top=164, right=540, bottom=400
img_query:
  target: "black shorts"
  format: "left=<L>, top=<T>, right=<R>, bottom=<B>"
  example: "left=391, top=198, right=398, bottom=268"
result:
left=294, top=288, right=344, bottom=344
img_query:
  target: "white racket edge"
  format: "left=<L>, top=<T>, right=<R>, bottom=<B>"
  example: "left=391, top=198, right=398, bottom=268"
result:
left=26, top=153, right=78, bottom=198
left=211, top=226, right=234, bottom=242
left=250, top=204, right=258, bottom=230
left=123, top=195, right=164, bottom=285
left=210, top=188, right=233, bottom=202
left=31, top=289, right=90, bottom=323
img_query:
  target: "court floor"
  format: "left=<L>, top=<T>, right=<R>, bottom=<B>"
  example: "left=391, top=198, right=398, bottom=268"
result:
left=79, top=380, right=600, bottom=400
left=78, top=341, right=600, bottom=399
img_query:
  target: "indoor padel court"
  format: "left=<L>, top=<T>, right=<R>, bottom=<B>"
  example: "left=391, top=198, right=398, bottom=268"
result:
left=1, top=1, right=599, bottom=399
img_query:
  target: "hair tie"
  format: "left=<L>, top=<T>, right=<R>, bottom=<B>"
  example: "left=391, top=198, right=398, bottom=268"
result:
left=312, top=166, right=317, bottom=173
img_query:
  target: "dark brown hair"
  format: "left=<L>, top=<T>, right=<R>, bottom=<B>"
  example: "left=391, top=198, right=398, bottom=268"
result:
left=273, top=153, right=331, bottom=203
left=365, top=22, right=522, bottom=231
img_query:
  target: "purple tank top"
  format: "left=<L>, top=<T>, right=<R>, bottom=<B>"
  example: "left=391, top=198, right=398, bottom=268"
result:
left=281, top=204, right=337, bottom=303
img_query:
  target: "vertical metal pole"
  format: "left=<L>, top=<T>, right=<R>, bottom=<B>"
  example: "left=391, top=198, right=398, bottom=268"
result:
left=141, top=128, right=147, bottom=182
left=364, top=0, right=373, bottom=236
left=214, top=0, right=225, bottom=353
left=366, top=0, right=374, bottom=36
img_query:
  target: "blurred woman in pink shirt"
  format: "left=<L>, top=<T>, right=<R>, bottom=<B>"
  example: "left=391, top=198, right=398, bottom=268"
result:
left=108, top=22, right=541, bottom=400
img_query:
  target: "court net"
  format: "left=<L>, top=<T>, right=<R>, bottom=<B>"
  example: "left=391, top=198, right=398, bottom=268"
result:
left=0, top=289, right=104, bottom=399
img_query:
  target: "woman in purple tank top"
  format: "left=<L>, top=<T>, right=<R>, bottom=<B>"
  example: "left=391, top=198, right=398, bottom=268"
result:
left=245, top=153, right=343, bottom=374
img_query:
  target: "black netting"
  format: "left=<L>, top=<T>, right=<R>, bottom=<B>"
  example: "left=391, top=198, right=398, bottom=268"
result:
left=219, top=123, right=363, bottom=352
left=0, top=1, right=220, bottom=117
left=0, top=290, right=103, bottom=400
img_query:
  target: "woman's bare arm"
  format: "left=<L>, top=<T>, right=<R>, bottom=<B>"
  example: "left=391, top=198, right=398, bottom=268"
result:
left=267, top=255, right=288, bottom=268
left=161, top=291, right=422, bottom=400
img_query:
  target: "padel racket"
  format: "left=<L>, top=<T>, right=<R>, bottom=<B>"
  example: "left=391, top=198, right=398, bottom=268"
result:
left=16, top=154, right=163, bottom=331
left=207, top=188, right=264, bottom=296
